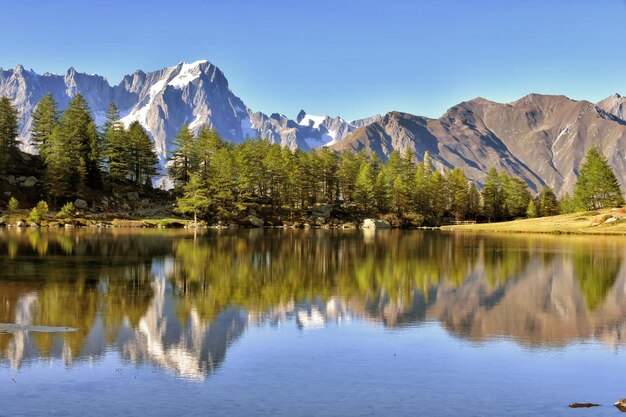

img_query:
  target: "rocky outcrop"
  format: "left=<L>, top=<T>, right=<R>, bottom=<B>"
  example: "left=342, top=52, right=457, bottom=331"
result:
left=74, top=199, right=88, bottom=209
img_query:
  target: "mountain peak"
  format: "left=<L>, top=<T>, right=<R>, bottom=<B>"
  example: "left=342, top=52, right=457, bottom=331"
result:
left=296, top=110, right=307, bottom=123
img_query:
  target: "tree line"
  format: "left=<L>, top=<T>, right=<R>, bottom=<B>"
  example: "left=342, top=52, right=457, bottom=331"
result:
left=0, top=93, right=624, bottom=224
left=1, top=93, right=160, bottom=203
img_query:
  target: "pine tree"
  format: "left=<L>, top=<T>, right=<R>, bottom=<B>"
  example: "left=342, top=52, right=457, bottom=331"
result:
left=30, top=93, right=59, bottom=158
left=176, top=173, right=211, bottom=225
left=501, top=173, right=531, bottom=218
left=526, top=199, right=538, bottom=218
left=128, top=121, right=159, bottom=187
left=430, top=170, right=448, bottom=221
left=169, top=124, right=197, bottom=190
left=46, top=93, right=102, bottom=195
left=7, top=196, right=19, bottom=212
left=467, top=182, right=481, bottom=219
left=559, top=192, right=576, bottom=214
left=414, top=152, right=434, bottom=216
left=195, top=126, right=225, bottom=181
left=337, top=151, right=361, bottom=203
left=102, top=103, right=128, bottom=184
left=482, top=167, right=502, bottom=221
left=447, top=168, right=470, bottom=221
left=539, top=186, right=559, bottom=216
left=391, top=173, right=411, bottom=215
left=354, top=161, right=375, bottom=211
left=574, top=147, right=624, bottom=210
left=0, top=96, right=19, bottom=175
left=46, top=125, right=75, bottom=199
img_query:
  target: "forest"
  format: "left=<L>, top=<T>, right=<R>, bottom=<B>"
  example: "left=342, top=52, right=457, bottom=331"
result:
left=0, top=94, right=623, bottom=227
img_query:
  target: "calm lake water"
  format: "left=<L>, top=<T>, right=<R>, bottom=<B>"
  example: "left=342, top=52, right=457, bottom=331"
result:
left=1, top=228, right=626, bottom=416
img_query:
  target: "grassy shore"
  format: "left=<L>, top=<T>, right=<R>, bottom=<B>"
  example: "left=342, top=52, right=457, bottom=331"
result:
left=441, top=209, right=626, bottom=235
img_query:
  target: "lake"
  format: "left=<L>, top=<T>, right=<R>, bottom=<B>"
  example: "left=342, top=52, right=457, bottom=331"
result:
left=1, top=228, right=625, bottom=416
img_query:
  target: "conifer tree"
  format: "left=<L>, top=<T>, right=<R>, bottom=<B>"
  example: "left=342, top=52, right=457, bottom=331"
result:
left=337, top=151, right=361, bottom=202
left=0, top=96, right=19, bottom=175
left=447, top=168, right=470, bottom=221
left=501, top=173, right=531, bottom=218
left=430, top=170, right=448, bottom=221
left=482, top=167, right=502, bottom=221
left=102, top=103, right=128, bottom=183
left=391, top=174, right=411, bottom=215
left=30, top=93, right=59, bottom=158
left=176, top=173, right=211, bottom=225
left=414, top=152, right=434, bottom=216
left=574, top=147, right=624, bottom=210
left=467, top=182, right=481, bottom=219
left=526, top=199, right=538, bottom=218
left=539, top=186, right=559, bottom=216
left=169, top=124, right=197, bottom=190
left=354, top=161, right=375, bottom=211
left=195, top=126, right=225, bottom=181
left=46, top=93, right=103, bottom=194
left=128, top=121, right=159, bottom=187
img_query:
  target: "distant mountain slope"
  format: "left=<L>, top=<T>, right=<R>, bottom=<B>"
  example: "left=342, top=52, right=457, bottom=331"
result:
left=332, top=94, right=626, bottom=195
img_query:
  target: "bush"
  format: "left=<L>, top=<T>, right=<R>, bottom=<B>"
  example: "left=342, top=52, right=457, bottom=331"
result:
left=56, top=202, right=76, bottom=219
left=29, top=208, right=41, bottom=223
left=7, top=197, right=19, bottom=212
left=36, top=201, right=49, bottom=217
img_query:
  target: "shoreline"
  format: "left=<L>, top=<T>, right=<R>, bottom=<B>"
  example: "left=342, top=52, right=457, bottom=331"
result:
left=441, top=208, right=626, bottom=236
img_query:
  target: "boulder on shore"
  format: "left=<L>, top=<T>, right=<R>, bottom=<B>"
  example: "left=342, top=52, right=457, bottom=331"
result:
left=74, top=199, right=88, bottom=209
left=311, top=203, right=332, bottom=218
left=362, top=219, right=391, bottom=229
left=22, top=176, right=38, bottom=187
left=248, top=216, right=264, bottom=228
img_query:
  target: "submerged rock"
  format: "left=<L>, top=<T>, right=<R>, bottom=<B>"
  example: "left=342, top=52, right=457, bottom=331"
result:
left=362, top=218, right=391, bottom=229
left=569, top=403, right=600, bottom=408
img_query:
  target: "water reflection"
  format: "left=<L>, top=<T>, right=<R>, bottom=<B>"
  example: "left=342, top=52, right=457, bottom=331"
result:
left=1, top=228, right=626, bottom=379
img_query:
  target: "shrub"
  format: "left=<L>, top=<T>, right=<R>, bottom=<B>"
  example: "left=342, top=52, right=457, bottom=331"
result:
left=7, top=197, right=19, bottom=212
left=29, top=208, right=41, bottom=223
left=36, top=201, right=49, bottom=217
left=56, top=202, right=76, bottom=219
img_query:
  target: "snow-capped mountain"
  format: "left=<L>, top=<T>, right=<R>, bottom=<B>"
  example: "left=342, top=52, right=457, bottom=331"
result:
left=0, top=60, right=379, bottom=164
left=295, top=110, right=382, bottom=148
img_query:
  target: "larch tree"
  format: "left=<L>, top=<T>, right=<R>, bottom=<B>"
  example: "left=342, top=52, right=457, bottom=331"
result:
left=169, top=124, right=197, bottom=190
left=573, top=147, right=624, bottom=210
left=0, top=96, right=19, bottom=175
left=30, top=92, right=59, bottom=158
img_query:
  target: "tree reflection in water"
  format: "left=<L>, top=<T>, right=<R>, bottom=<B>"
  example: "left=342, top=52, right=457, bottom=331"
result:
left=1, top=228, right=626, bottom=378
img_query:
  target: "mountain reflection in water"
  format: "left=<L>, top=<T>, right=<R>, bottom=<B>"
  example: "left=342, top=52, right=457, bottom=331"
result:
left=1, top=228, right=625, bottom=379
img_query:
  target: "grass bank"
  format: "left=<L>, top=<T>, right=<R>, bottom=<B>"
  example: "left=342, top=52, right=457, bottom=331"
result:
left=441, top=209, right=626, bottom=235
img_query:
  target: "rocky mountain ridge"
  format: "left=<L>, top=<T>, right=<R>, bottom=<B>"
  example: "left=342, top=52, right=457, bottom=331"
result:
left=1, top=61, right=625, bottom=194
left=333, top=93, right=626, bottom=195
left=0, top=61, right=378, bottom=165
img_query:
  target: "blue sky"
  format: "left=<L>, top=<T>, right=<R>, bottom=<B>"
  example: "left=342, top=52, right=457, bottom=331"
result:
left=1, top=0, right=625, bottom=120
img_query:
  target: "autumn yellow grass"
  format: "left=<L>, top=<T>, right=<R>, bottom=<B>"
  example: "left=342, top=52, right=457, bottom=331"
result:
left=440, top=209, right=626, bottom=235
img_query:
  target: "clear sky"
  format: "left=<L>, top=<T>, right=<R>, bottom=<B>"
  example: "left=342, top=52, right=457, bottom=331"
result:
left=1, top=0, right=625, bottom=120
